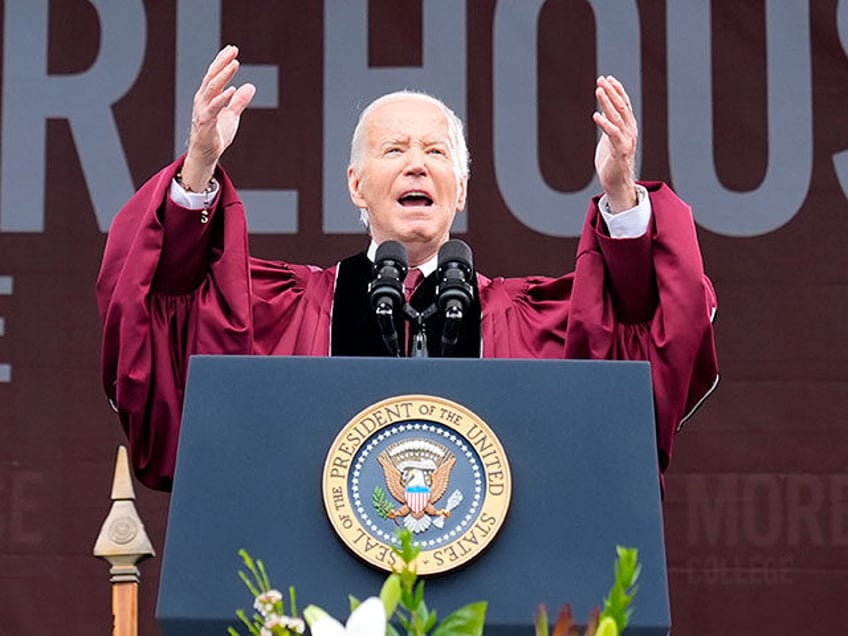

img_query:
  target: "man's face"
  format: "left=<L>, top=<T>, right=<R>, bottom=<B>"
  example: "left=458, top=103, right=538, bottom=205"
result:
left=347, top=97, right=467, bottom=261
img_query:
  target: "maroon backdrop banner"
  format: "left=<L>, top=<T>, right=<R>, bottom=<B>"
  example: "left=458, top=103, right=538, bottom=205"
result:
left=0, top=2, right=846, bottom=634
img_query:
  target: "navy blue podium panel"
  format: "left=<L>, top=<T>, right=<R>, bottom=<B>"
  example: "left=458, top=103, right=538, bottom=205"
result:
left=158, top=356, right=669, bottom=636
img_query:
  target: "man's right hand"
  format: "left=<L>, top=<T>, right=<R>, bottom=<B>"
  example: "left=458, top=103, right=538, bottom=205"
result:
left=180, top=45, right=256, bottom=191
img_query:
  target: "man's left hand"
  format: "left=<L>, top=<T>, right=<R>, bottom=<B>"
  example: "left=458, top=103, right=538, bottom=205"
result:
left=593, top=75, right=638, bottom=212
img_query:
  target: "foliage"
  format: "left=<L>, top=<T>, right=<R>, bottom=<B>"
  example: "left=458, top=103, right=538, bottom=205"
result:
left=232, top=534, right=639, bottom=636
left=599, top=547, right=641, bottom=633
left=535, top=547, right=641, bottom=636
left=382, top=528, right=486, bottom=636
left=372, top=486, right=397, bottom=521
left=229, top=549, right=304, bottom=636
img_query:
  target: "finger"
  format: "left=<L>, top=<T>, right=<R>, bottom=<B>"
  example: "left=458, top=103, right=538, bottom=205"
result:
left=592, top=109, right=631, bottom=153
left=592, top=110, right=617, bottom=141
left=203, top=59, right=241, bottom=102
left=602, top=75, right=633, bottom=112
left=205, top=85, right=238, bottom=119
left=597, top=76, right=633, bottom=124
left=199, top=45, right=239, bottom=94
left=595, top=85, right=624, bottom=129
left=596, top=81, right=636, bottom=135
left=227, top=83, right=256, bottom=118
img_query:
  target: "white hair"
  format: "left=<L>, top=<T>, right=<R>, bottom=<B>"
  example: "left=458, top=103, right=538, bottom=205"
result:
left=348, top=91, right=471, bottom=229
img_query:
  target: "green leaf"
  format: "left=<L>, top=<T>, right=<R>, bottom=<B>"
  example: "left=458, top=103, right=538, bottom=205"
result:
left=289, top=585, right=298, bottom=618
left=380, top=573, right=402, bottom=617
left=238, top=569, right=261, bottom=599
left=241, top=550, right=265, bottom=593
left=600, top=546, right=641, bottom=632
left=233, top=608, right=261, bottom=635
left=373, top=486, right=397, bottom=519
left=535, top=604, right=549, bottom=636
left=595, top=616, right=619, bottom=636
left=393, top=528, right=421, bottom=564
left=413, top=599, right=431, bottom=630
left=256, top=558, right=271, bottom=592
left=401, top=587, right=415, bottom=609
left=423, top=608, right=438, bottom=632
left=431, top=602, right=487, bottom=636
left=349, top=594, right=361, bottom=612
left=385, top=624, right=402, bottom=636
left=413, top=580, right=426, bottom=607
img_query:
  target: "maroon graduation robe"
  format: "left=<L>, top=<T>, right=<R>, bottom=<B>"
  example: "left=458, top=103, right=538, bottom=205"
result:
left=97, top=159, right=718, bottom=491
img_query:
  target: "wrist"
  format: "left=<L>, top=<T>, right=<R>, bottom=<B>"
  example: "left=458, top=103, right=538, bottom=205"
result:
left=174, top=161, right=219, bottom=224
left=175, top=170, right=216, bottom=194
left=180, top=152, right=217, bottom=192
left=603, top=181, right=638, bottom=213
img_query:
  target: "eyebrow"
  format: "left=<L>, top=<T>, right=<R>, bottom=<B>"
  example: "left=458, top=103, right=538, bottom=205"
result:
left=379, top=135, right=409, bottom=147
left=378, top=135, right=449, bottom=149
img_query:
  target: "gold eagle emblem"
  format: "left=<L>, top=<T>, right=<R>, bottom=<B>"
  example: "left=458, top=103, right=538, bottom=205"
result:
left=377, top=439, right=457, bottom=533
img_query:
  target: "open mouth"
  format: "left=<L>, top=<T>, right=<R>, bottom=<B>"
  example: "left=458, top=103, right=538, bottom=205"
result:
left=398, top=192, right=434, bottom=207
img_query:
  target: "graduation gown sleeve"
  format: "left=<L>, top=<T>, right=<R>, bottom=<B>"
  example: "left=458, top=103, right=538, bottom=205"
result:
left=479, top=182, right=718, bottom=472
left=96, top=158, right=334, bottom=490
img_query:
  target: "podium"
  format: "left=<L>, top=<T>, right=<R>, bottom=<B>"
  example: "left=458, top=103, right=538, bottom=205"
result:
left=158, top=356, right=670, bottom=635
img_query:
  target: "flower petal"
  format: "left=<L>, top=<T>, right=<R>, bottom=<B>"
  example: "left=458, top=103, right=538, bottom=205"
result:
left=304, top=605, right=346, bottom=636
left=345, top=597, right=387, bottom=636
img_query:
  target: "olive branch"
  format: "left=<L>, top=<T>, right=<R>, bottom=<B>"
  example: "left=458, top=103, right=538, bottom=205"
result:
left=372, top=486, right=397, bottom=521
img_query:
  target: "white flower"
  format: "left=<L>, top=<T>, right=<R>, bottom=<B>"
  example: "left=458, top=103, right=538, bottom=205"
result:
left=304, top=597, right=386, bottom=636
left=254, top=589, right=283, bottom=617
left=285, top=616, right=306, bottom=634
left=263, top=614, right=306, bottom=635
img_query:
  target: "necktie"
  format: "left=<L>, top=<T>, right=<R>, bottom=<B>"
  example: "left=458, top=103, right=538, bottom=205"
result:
left=405, top=268, right=423, bottom=302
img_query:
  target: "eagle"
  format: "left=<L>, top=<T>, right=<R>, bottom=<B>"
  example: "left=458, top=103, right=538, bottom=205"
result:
left=377, top=439, right=457, bottom=530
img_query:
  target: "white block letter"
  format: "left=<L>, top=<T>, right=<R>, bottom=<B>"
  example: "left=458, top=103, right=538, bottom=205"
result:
left=832, top=0, right=848, bottom=205
left=668, top=1, right=812, bottom=237
left=174, top=0, right=296, bottom=233
left=1, top=0, right=145, bottom=232
left=493, top=0, right=642, bottom=237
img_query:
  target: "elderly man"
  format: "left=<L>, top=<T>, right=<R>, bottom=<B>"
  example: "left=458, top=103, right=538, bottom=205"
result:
left=98, top=46, right=718, bottom=491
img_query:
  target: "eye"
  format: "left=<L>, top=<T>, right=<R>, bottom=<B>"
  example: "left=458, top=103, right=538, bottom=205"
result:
left=428, top=147, right=447, bottom=156
left=385, top=146, right=402, bottom=156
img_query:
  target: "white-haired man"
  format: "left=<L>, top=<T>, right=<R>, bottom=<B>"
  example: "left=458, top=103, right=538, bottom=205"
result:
left=98, top=46, right=718, bottom=491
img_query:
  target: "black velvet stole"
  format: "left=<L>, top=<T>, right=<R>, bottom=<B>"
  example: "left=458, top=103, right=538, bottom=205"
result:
left=330, top=251, right=482, bottom=358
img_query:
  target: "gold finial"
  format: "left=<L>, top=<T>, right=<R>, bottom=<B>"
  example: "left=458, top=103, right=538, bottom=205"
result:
left=93, top=446, right=155, bottom=583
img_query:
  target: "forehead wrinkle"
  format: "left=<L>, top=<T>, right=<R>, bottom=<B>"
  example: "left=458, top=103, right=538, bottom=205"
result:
left=378, top=135, right=449, bottom=147
left=366, top=105, right=449, bottom=137
left=378, top=134, right=410, bottom=148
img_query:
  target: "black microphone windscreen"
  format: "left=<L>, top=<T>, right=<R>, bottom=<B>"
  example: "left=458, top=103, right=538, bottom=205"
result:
left=438, top=239, right=473, bottom=270
left=375, top=240, right=408, bottom=266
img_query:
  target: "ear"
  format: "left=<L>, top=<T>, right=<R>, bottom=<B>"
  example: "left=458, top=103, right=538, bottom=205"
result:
left=347, top=166, right=368, bottom=208
left=455, top=176, right=468, bottom=213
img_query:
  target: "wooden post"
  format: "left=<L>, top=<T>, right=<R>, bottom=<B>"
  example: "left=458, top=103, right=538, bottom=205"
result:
left=94, top=446, right=155, bottom=636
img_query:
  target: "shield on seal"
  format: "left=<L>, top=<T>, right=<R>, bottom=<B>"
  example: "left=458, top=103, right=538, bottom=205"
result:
left=405, top=484, right=430, bottom=515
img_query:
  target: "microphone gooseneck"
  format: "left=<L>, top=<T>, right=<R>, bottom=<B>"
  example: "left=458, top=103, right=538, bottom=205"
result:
left=368, top=241, right=408, bottom=357
left=436, top=239, right=474, bottom=356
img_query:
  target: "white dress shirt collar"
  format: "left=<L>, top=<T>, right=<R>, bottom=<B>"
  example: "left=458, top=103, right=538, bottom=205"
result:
left=366, top=241, right=438, bottom=277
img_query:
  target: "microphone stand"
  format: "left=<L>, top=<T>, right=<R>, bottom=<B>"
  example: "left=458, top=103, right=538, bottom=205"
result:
left=440, top=304, right=463, bottom=357
left=374, top=303, right=400, bottom=357
left=402, top=302, right=438, bottom=358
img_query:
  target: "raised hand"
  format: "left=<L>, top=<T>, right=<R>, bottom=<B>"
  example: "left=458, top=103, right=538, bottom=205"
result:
left=592, top=75, right=638, bottom=212
left=181, top=45, right=256, bottom=191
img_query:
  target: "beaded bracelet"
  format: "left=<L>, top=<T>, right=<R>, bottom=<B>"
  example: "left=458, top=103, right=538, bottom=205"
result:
left=176, top=171, right=217, bottom=224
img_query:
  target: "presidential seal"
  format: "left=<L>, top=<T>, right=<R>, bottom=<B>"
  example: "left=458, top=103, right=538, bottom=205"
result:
left=322, top=395, right=511, bottom=575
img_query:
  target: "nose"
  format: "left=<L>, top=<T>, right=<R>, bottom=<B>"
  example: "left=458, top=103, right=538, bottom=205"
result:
left=404, top=146, right=428, bottom=176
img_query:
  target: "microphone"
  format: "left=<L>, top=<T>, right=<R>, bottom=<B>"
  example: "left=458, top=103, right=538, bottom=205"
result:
left=368, top=241, right=408, bottom=357
left=436, top=239, right=474, bottom=356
